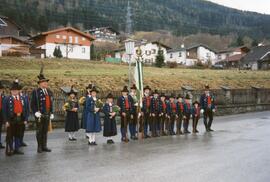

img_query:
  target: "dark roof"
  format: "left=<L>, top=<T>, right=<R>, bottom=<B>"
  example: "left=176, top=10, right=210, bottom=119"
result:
left=186, top=43, right=217, bottom=53
left=167, top=47, right=186, bottom=53
left=241, top=45, right=270, bottom=64
left=0, top=15, right=22, bottom=30
left=114, top=41, right=171, bottom=52
left=0, top=35, right=31, bottom=45
left=87, top=27, right=120, bottom=35
left=218, top=46, right=250, bottom=54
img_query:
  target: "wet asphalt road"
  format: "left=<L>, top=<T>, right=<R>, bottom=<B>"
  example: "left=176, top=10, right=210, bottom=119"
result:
left=0, top=111, right=270, bottom=182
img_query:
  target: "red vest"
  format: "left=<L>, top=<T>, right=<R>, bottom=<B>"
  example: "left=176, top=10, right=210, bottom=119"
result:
left=45, top=95, right=51, bottom=112
left=125, top=98, right=130, bottom=110
left=14, top=97, right=23, bottom=114
left=171, top=102, right=176, bottom=113
left=146, top=97, right=151, bottom=108
left=0, top=96, right=2, bottom=110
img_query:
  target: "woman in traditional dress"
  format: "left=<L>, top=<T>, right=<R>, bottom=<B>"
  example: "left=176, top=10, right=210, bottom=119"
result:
left=103, top=93, right=118, bottom=144
left=63, top=86, right=79, bottom=141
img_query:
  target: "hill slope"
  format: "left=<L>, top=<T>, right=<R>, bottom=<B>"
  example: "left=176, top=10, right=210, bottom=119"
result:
left=0, top=57, right=269, bottom=91
left=1, top=0, right=270, bottom=39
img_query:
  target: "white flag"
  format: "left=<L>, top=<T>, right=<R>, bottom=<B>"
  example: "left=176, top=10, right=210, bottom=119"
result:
left=134, top=59, right=144, bottom=108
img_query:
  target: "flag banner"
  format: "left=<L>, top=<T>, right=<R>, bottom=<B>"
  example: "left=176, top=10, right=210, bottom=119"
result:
left=134, top=59, right=143, bottom=108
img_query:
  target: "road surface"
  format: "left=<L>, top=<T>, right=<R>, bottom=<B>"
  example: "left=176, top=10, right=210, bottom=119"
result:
left=0, top=111, right=270, bottom=182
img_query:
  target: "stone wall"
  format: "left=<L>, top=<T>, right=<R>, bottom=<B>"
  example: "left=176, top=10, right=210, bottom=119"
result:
left=24, top=87, right=270, bottom=129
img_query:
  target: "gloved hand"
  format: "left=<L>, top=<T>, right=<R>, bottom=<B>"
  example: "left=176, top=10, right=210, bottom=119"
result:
left=212, top=109, right=216, bottom=113
left=35, top=112, right=42, bottom=118
left=50, top=114, right=54, bottom=120
left=200, top=109, right=204, bottom=114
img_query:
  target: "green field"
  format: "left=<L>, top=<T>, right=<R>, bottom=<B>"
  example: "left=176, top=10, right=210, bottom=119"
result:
left=0, top=57, right=269, bottom=91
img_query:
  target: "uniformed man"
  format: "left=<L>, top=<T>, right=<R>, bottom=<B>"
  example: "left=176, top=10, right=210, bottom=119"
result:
left=3, top=79, right=27, bottom=156
left=31, top=66, right=54, bottom=153
left=166, top=94, right=177, bottom=135
left=19, top=90, right=30, bottom=147
left=176, top=94, right=184, bottom=135
left=129, top=84, right=138, bottom=140
left=0, top=81, right=6, bottom=149
left=117, top=86, right=134, bottom=142
left=142, top=85, right=152, bottom=138
left=200, top=84, right=216, bottom=132
left=183, top=94, right=192, bottom=134
left=158, top=93, right=168, bottom=136
left=150, top=89, right=159, bottom=137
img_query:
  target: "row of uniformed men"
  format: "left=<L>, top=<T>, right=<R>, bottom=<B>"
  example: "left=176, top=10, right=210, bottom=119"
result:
left=78, top=84, right=216, bottom=145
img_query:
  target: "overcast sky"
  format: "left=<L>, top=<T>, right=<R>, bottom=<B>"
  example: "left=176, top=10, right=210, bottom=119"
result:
left=207, top=0, right=270, bottom=14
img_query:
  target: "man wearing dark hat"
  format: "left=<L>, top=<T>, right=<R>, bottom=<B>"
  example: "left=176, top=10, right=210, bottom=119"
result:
left=183, top=94, right=192, bottom=134
left=19, top=90, right=30, bottom=147
left=3, top=79, right=27, bottom=155
left=117, top=86, right=134, bottom=142
left=31, top=66, right=54, bottom=153
left=158, top=93, right=168, bottom=136
left=150, top=89, right=160, bottom=137
left=166, top=93, right=177, bottom=135
left=200, top=84, right=216, bottom=132
left=129, top=84, right=138, bottom=140
left=176, top=94, right=184, bottom=135
left=142, top=85, right=152, bottom=138
left=0, top=81, right=6, bottom=149
left=192, top=101, right=201, bottom=133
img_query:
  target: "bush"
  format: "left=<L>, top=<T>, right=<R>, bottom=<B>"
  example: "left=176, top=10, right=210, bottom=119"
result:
left=167, top=61, right=178, bottom=68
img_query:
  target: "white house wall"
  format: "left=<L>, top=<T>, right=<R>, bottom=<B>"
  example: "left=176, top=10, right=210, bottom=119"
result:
left=39, top=43, right=90, bottom=60
left=197, top=46, right=217, bottom=64
left=117, top=43, right=168, bottom=64
left=166, top=51, right=186, bottom=64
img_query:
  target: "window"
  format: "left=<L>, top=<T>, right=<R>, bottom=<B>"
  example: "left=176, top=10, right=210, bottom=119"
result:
left=82, top=37, right=86, bottom=41
left=170, top=53, right=173, bottom=58
left=69, top=36, right=73, bottom=43
left=62, top=35, right=67, bottom=39
left=56, top=35, right=60, bottom=39
left=179, top=52, right=182, bottom=57
left=0, top=18, right=7, bottom=26
left=75, top=36, right=78, bottom=44
left=152, top=49, right=156, bottom=54
left=82, top=47, right=86, bottom=53
left=69, top=47, right=73, bottom=53
left=145, top=50, right=151, bottom=56
left=206, top=52, right=210, bottom=57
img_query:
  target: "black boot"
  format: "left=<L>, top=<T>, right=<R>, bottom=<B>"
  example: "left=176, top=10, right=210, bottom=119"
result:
left=42, top=134, right=51, bottom=152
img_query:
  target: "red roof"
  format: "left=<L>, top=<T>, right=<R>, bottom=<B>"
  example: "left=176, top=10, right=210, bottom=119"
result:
left=33, top=27, right=95, bottom=40
left=224, top=54, right=246, bottom=62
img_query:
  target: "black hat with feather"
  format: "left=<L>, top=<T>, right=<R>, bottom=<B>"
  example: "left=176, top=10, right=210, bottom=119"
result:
left=37, top=63, right=49, bottom=84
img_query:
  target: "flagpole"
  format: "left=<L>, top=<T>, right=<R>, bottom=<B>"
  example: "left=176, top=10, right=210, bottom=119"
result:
left=135, top=46, right=144, bottom=139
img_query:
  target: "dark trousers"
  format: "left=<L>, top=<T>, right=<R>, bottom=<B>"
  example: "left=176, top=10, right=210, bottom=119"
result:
left=159, top=113, right=168, bottom=134
left=143, top=112, right=151, bottom=136
left=120, top=111, right=131, bottom=140
left=183, top=114, right=190, bottom=132
left=192, top=117, right=199, bottom=132
left=176, top=114, right=183, bottom=134
left=20, top=123, right=26, bottom=144
left=168, top=114, right=176, bottom=135
left=129, top=112, right=137, bottom=137
left=0, top=112, right=3, bottom=145
left=36, top=115, right=49, bottom=150
left=151, top=113, right=159, bottom=136
left=6, top=117, right=23, bottom=154
left=203, top=108, right=213, bottom=130
left=0, top=121, right=3, bottom=145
